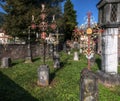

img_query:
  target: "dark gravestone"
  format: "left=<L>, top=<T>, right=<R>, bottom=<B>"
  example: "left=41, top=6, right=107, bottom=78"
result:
left=53, top=52, right=60, bottom=68
left=1, top=57, right=11, bottom=68
left=80, top=68, right=98, bottom=101
left=90, top=56, right=95, bottom=66
left=63, top=43, right=67, bottom=52
left=24, top=43, right=32, bottom=63
left=37, top=65, right=49, bottom=86
left=49, top=44, right=54, bottom=57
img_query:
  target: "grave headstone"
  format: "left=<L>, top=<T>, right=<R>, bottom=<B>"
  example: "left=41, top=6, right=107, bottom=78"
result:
left=25, top=56, right=32, bottom=63
left=53, top=52, right=60, bottom=68
left=80, top=68, right=98, bottom=101
left=49, top=44, right=54, bottom=57
left=90, top=55, right=95, bottom=66
left=1, top=57, right=11, bottom=68
left=79, top=48, right=82, bottom=54
left=68, top=51, right=71, bottom=55
left=63, top=43, right=67, bottom=52
left=37, top=65, right=49, bottom=86
left=74, top=52, right=79, bottom=61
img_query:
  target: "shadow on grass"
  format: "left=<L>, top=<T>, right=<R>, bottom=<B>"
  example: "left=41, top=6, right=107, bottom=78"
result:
left=49, top=57, right=71, bottom=85
left=0, top=71, right=39, bottom=101
left=50, top=66, right=63, bottom=85
left=95, top=58, right=101, bottom=70
left=60, top=57, right=71, bottom=68
left=32, top=57, right=41, bottom=62
left=50, top=71, right=56, bottom=85
left=12, top=59, right=25, bottom=66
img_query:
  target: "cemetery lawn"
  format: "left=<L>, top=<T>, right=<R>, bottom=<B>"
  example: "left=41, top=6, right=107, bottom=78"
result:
left=0, top=52, right=120, bottom=101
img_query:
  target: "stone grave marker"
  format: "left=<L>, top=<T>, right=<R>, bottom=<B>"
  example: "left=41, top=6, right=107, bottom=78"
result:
left=80, top=68, right=98, bottom=101
left=53, top=52, right=60, bottom=68
left=74, top=52, right=79, bottom=61
left=90, top=54, right=95, bottom=66
left=1, top=57, right=11, bottom=68
left=37, top=65, right=49, bottom=86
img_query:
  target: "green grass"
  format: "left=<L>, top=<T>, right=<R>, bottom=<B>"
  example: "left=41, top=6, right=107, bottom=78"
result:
left=0, top=52, right=120, bottom=101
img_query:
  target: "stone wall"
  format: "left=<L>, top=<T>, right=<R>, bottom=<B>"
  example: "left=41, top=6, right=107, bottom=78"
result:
left=0, top=43, right=63, bottom=61
left=0, top=44, right=46, bottom=60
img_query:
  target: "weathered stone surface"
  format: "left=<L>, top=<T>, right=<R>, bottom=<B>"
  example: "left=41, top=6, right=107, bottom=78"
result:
left=48, top=44, right=54, bottom=57
left=96, top=70, right=120, bottom=87
left=53, top=52, right=60, bottom=68
left=24, top=56, right=32, bottom=63
left=118, top=28, right=120, bottom=63
left=25, top=43, right=32, bottom=63
left=101, top=28, right=118, bottom=73
left=0, top=44, right=40, bottom=60
left=0, top=43, right=63, bottom=60
left=74, top=52, right=79, bottom=61
left=97, top=0, right=120, bottom=27
left=80, top=68, right=98, bottom=101
left=1, top=57, right=11, bottom=68
left=90, top=56, right=95, bottom=66
left=97, top=0, right=120, bottom=74
left=37, top=65, right=49, bottom=86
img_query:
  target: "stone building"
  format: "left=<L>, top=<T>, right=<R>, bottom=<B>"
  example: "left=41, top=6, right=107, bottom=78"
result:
left=97, top=0, right=120, bottom=74
left=0, top=28, right=11, bottom=44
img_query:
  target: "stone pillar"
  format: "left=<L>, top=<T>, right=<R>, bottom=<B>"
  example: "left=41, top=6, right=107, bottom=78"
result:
left=97, top=0, right=120, bottom=74
left=102, top=28, right=118, bottom=74
left=118, top=27, right=120, bottom=63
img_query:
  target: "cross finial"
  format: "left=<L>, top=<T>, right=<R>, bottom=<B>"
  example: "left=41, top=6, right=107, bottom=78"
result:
left=52, top=15, right=55, bottom=22
left=41, top=4, right=45, bottom=12
left=87, top=11, right=92, bottom=18
left=87, top=11, right=92, bottom=27
left=32, top=15, right=34, bottom=21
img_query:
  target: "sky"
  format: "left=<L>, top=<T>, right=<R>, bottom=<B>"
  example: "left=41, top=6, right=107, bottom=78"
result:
left=64, top=0, right=100, bottom=26
left=0, top=0, right=100, bottom=26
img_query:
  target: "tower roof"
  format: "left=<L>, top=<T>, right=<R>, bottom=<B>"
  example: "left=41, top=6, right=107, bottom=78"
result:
left=97, top=0, right=120, bottom=8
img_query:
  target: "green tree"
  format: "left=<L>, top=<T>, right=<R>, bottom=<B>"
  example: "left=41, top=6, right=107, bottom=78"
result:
left=2, top=0, right=39, bottom=41
left=63, top=0, right=77, bottom=40
left=0, top=12, right=4, bottom=27
left=1, top=0, right=65, bottom=41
